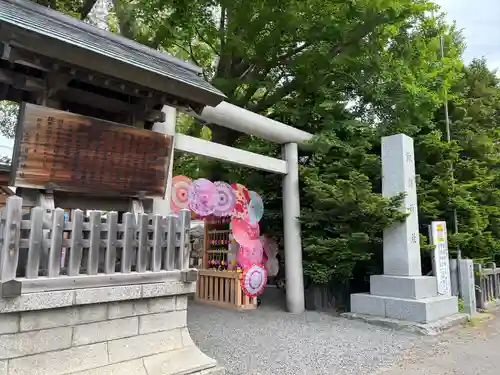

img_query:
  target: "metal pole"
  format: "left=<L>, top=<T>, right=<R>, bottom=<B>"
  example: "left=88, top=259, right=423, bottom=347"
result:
left=440, top=35, right=462, bottom=295
left=282, top=142, right=305, bottom=313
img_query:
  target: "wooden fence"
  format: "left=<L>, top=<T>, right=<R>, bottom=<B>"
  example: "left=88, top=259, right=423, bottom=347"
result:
left=0, top=196, right=194, bottom=296
left=474, top=262, right=500, bottom=309
left=195, top=269, right=257, bottom=310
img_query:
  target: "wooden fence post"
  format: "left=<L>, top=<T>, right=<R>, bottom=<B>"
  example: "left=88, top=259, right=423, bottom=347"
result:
left=68, top=209, right=83, bottom=276
left=151, top=215, right=163, bottom=272
left=47, top=208, right=64, bottom=277
left=105, top=211, right=118, bottom=274
left=0, top=196, right=23, bottom=281
left=136, top=213, right=149, bottom=272
left=179, top=209, right=191, bottom=270
left=26, top=207, right=44, bottom=279
left=87, top=211, right=101, bottom=275
left=165, top=214, right=177, bottom=271
left=121, top=212, right=134, bottom=273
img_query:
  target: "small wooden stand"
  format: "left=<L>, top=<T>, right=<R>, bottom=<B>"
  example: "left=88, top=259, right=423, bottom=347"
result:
left=194, top=215, right=257, bottom=310
left=196, top=269, right=257, bottom=310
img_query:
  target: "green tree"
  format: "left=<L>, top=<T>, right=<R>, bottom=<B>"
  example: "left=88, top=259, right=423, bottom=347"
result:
left=111, top=0, right=436, bottom=144
left=33, top=0, right=99, bottom=19
left=0, top=101, right=19, bottom=139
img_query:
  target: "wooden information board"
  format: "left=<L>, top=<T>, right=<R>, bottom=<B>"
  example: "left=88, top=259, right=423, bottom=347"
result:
left=10, top=103, right=173, bottom=197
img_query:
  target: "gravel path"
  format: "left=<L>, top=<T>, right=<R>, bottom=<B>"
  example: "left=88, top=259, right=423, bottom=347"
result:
left=187, top=288, right=421, bottom=375
left=375, top=314, right=500, bottom=375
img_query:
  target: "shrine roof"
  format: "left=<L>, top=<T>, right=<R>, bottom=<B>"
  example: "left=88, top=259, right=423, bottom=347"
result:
left=0, top=0, right=225, bottom=107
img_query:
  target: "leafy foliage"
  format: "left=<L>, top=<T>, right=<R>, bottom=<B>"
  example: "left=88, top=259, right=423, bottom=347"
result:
left=0, top=101, right=19, bottom=139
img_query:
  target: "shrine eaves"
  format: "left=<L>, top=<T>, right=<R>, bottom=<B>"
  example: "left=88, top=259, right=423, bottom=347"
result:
left=0, top=0, right=225, bottom=127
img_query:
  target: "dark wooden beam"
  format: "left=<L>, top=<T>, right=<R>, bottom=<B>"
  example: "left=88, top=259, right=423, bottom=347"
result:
left=0, top=26, right=221, bottom=106
left=46, top=72, right=72, bottom=97
left=0, top=44, right=205, bottom=114
left=0, top=68, right=45, bottom=91
left=58, top=87, right=129, bottom=112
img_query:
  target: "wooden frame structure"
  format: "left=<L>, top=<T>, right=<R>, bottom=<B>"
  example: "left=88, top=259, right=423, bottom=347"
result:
left=193, top=216, right=257, bottom=310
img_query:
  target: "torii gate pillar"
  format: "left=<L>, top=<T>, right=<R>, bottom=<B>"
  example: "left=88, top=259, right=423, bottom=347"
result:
left=282, top=142, right=305, bottom=313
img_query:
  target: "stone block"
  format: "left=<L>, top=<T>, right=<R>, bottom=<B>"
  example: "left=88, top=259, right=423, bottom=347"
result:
left=72, top=317, right=138, bottom=346
left=384, top=296, right=426, bottom=322
left=149, top=297, right=176, bottom=314
left=142, top=282, right=196, bottom=298
left=143, top=346, right=217, bottom=375
left=0, top=326, right=72, bottom=360
left=139, top=311, right=186, bottom=334
left=69, top=359, right=147, bottom=375
left=370, top=275, right=437, bottom=299
left=0, top=313, right=19, bottom=334
left=351, top=293, right=458, bottom=323
left=0, top=291, right=73, bottom=313
left=175, top=295, right=188, bottom=311
left=107, top=300, right=149, bottom=320
left=78, top=305, right=108, bottom=323
left=0, top=361, right=6, bottom=375
left=180, top=327, right=195, bottom=347
left=387, top=295, right=458, bottom=323
left=350, top=294, right=386, bottom=317
left=74, top=285, right=142, bottom=305
left=7, top=342, right=108, bottom=375
left=423, top=295, right=459, bottom=323
left=459, top=259, right=477, bottom=316
left=107, top=329, right=182, bottom=364
left=20, top=305, right=107, bottom=332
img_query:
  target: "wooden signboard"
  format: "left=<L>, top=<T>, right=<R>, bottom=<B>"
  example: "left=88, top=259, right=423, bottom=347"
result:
left=10, top=103, right=173, bottom=197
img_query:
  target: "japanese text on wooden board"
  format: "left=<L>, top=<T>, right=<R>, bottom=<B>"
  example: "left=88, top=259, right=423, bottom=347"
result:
left=11, top=103, right=172, bottom=197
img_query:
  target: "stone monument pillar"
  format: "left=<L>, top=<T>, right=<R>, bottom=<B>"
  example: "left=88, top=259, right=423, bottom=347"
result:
left=349, top=134, right=459, bottom=324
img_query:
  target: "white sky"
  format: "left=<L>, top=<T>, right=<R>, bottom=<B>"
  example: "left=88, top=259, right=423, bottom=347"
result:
left=435, top=0, right=500, bottom=71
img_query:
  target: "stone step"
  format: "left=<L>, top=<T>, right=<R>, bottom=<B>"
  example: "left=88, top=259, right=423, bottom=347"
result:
left=350, top=293, right=459, bottom=324
left=370, top=275, right=438, bottom=299
left=67, top=347, right=219, bottom=375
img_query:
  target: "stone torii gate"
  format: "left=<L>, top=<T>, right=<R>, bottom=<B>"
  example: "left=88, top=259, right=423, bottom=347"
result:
left=0, top=0, right=312, bottom=314
left=154, top=101, right=313, bottom=315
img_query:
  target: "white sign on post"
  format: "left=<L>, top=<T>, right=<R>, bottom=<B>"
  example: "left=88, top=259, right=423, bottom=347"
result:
left=430, top=221, right=452, bottom=296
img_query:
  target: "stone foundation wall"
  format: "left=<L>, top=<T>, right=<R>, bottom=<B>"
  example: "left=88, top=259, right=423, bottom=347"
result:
left=0, top=282, right=223, bottom=375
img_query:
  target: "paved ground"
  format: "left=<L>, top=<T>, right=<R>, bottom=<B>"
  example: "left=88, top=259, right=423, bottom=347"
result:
left=376, top=314, right=499, bottom=375
left=187, top=288, right=421, bottom=375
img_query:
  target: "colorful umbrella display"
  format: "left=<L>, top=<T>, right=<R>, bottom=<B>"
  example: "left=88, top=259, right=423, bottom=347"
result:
left=248, top=191, right=264, bottom=224
left=213, top=181, right=237, bottom=217
left=231, top=183, right=251, bottom=219
left=231, top=217, right=260, bottom=248
left=241, top=264, right=267, bottom=297
left=237, top=239, right=264, bottom=268
left=170, top=175, right=192, bottom=213
left=188, top=178, right=217, bottom=217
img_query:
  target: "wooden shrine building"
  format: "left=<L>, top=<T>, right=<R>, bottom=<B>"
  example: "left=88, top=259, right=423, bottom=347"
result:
left=0, top=0, right=225, bottom=211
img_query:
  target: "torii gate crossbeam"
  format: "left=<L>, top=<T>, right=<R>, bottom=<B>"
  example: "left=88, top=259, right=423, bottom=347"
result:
left=155, top=102, right=313, bottom=314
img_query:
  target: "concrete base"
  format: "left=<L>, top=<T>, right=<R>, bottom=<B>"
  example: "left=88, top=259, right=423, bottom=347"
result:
left=0, top=284, right=223, bottom=375
left=370, top=275, right=437, bottom=299
left=342, top=312, right=469, bottom=336
left=350, top=293, right=459, bottom=324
